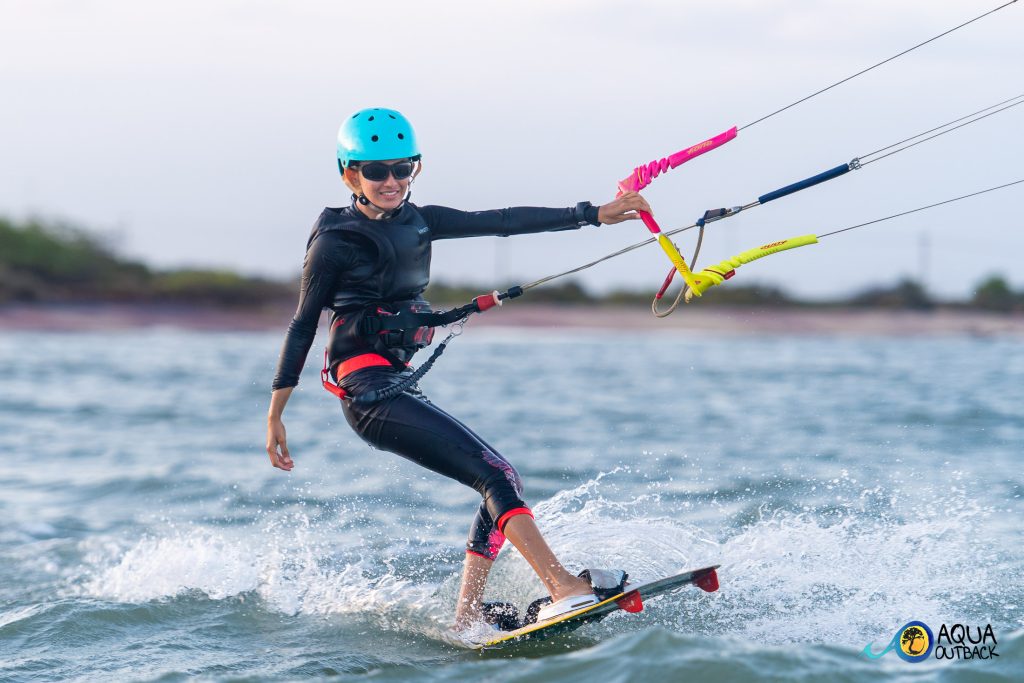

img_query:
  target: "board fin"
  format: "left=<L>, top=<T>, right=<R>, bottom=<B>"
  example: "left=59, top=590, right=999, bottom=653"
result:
left=615, top=590, right=644, bottom=613
left=695, top=568, right=719, bottom=592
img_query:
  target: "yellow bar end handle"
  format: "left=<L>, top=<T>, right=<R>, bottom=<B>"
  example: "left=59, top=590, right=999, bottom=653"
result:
left=656, top=234, right=702, bottom=295
left=684, top=234, right=818, bottom=303
left=685, top=268, right=730, bottom=303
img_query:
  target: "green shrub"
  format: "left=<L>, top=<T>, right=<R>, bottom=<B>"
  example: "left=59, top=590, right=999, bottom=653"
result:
left=972, top=275, right=1021, bottom=313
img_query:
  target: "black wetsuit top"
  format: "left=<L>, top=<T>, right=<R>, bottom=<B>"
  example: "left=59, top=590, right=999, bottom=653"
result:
left=272, top=199, right=599, bottom=390
left=271, top=197, right=600, bottom=559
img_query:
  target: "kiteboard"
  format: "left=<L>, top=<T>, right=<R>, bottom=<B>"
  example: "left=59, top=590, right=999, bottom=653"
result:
left=470, top=564, right=720, bottom=649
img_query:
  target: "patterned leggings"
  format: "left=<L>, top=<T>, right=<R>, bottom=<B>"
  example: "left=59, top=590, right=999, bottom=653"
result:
left=339, top=368, right=532, bottom=560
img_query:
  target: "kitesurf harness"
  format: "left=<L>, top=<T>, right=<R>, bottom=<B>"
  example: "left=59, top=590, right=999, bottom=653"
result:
left=320, top=289, right=510, bottom=404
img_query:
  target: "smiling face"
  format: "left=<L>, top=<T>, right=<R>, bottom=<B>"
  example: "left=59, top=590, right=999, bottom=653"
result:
left=343, top=158, right=417, bottom=217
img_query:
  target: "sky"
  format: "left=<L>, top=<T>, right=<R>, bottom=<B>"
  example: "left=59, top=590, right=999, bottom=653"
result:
left=2, top=0, right=1022, bottom=299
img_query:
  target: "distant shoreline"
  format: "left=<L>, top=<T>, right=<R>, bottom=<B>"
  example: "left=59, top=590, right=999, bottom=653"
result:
left=2, top=302, right=1023, bottom=336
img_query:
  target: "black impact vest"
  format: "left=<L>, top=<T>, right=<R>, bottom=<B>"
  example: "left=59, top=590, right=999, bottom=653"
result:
left=307, top=202, right=434, bottom=369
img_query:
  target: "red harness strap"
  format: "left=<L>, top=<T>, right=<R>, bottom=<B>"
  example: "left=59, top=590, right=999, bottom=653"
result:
left=321, top=347, right=348, bottom=399
left=321, top=352, right=403, bottom=399
left=322, top=318, right=348, bottom=399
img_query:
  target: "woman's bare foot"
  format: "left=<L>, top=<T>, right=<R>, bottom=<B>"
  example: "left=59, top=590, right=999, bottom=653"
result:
left=453, top=605, right=482, bottom=632
left=549, top=574, right=593, bottom=602
left=502, top=515, right=598, bottom=601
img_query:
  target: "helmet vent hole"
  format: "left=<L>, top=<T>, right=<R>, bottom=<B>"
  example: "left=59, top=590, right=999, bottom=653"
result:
left=371, top=135, right=379, bottom=142
left=388, top=114, right=396, bottom=119
left=397, top=133, right=404, bottom=140
left=367, top=115, right=375, bottom=121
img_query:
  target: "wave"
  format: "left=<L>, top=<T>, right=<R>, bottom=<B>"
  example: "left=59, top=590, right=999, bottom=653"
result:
left=68, top=466, right=1020, bottom=656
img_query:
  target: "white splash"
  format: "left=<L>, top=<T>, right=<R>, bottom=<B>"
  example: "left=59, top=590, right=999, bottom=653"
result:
left=73, top=468, right=1012, bottom=648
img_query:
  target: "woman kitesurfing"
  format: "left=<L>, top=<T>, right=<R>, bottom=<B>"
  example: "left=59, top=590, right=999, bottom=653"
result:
left=265, top=108, right=648, bottom=632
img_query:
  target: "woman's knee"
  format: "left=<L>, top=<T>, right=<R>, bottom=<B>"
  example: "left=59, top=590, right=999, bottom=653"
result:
left=480, top=449, right=524, bottom=498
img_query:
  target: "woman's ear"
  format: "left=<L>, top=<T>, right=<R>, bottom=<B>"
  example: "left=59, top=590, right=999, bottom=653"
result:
left=342, top=166, right=362, bottom=194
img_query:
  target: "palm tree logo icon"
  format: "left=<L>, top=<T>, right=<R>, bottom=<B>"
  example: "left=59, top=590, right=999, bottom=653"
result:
left=900, top=625, right=929, bottom=657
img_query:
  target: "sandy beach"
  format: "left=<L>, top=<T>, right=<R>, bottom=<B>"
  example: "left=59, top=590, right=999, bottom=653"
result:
left=2, top=302, right=1023, bottom=336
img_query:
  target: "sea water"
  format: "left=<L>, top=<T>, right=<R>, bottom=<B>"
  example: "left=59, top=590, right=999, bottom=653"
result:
left=1, top=327, right=1021, bottom=681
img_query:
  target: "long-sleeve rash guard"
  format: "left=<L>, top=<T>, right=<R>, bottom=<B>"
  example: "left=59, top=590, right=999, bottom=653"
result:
left=271, top=200, right=600, bottom=390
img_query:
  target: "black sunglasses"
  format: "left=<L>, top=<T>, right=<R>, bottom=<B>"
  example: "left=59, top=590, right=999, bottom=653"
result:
left=355, top=161, right=415, bottom=182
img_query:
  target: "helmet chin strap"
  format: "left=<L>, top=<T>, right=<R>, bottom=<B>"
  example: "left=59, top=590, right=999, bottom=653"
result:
left=354, top=177, right=415, bottom=220
left=354, top=193, right=387, bottom=220
left=354, top=192, right=407, bottom=220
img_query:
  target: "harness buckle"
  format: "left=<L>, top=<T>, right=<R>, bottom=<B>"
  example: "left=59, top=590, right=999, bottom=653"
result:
left=412, top=326, right=435, bottom=346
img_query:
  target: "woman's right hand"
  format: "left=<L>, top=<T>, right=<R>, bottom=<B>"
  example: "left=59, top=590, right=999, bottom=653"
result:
left=597, top=191, right=654, bottom=225
left=266, top=417, right=294, bottom=471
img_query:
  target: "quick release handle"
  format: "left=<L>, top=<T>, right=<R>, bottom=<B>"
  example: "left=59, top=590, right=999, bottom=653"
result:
left=473, top=291, right=502, bottom=312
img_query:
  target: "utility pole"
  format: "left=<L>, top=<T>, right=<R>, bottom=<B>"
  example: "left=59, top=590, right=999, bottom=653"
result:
left=918, top=231, right=930, bottom=294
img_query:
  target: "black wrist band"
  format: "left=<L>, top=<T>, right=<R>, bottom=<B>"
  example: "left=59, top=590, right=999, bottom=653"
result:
left=574, top=201, right=601, bottom=227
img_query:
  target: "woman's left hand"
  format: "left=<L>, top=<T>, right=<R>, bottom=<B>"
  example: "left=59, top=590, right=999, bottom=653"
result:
left=597, top=192, right=653, bottom=225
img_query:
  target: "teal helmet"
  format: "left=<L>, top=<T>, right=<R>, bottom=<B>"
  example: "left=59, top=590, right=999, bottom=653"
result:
left=337, top=108, right=420, bottom=172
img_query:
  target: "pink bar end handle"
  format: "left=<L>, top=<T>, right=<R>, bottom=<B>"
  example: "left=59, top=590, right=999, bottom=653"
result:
left=639, top=211, right=662, bottom=234
left=617, top=126, right=738, bottom=195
